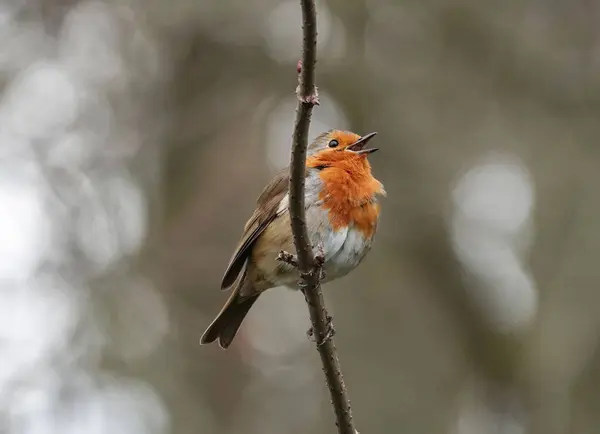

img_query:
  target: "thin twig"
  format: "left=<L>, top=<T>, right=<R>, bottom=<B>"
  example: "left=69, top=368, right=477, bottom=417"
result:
left=286, top=1, right=357, bottom=433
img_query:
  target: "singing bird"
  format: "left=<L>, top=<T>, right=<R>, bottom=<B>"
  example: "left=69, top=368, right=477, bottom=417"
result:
left=200, top=130, right=385, bottom=349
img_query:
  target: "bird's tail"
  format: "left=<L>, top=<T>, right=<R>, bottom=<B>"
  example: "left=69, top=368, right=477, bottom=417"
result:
left=200, top=268, right=259, bottom=349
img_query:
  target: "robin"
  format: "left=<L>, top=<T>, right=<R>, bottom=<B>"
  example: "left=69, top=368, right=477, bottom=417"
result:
left=200, top=130, right=385, bottom=349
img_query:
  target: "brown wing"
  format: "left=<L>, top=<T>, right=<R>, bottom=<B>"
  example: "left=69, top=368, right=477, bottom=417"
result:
left=220, top=168, right=289, bottom=289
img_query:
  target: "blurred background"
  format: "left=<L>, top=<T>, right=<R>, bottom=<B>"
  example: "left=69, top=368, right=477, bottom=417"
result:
left=1, top=0, right=600, bottom=433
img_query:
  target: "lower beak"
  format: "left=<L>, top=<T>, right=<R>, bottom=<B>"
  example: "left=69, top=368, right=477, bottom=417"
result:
left=355, top=147, right=379, bottom=155
left=347, top=132, right=378, bottom=154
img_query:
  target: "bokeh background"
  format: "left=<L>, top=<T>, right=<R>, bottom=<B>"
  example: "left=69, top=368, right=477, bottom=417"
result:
left=2, top=0, right=600, bottom=433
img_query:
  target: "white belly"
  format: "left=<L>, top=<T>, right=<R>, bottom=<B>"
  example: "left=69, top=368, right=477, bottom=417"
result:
left=305, top=204, right=374, bottom=282
left=322, top=225, right=372, bottom=281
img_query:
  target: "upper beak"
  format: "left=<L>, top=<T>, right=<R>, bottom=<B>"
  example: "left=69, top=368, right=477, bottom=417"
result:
left=346, top=132, right=378, bottom=154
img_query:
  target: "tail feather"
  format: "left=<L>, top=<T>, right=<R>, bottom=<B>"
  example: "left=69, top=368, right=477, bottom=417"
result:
left=201, top=263, right=259, bottom=349
left=200, top=294, right=259, bottom=349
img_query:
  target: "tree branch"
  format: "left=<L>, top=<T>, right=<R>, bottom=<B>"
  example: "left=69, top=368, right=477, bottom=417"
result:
left=285, top=1, right=357, bottom=433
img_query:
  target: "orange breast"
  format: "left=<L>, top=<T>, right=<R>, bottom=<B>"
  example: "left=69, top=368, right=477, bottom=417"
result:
left=317, top=166, right=383, bottom=238
left=346, top=202, right=380, bottom=238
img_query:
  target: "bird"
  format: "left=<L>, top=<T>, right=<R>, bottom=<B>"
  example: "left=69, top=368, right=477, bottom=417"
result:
left=200, top=130, right=386, bottom=349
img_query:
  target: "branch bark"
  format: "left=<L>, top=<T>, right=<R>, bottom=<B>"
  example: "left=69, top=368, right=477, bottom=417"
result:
left=286, top=1, right=357, bottom=433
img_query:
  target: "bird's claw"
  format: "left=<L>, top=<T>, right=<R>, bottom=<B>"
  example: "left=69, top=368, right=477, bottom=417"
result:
left=306, top=315, right=335, bottom=347
left=313, top=243, right=325, bottom=267
left=277, top=250, right=298, bottom=267
left=298, top=243, right=325, bottom=281
left=319, top=268, right=326, bottom=281
left=312, top=242, right=326, bottom=280
left=278, top=245, right=323, bottom=276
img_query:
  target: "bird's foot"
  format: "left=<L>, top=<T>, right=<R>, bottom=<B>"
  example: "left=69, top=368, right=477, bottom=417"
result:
left=313, top=243, right=325, bottom=267
left=280, top=243, right=325, bottom=296
left=306, top=315, right=335, bottom=347
left=277, top=250, right=298, bottom=267
left=294, top=243, right=326, bottom=282
left=277, top=245, right=323, bottom=277
left=318, top=267, right=326, bottom=281
left=312, top=242, right=326, bottom=280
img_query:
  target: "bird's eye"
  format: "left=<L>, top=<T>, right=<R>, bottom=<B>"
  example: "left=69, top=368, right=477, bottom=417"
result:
left=328, top=139, right=339, bottom=148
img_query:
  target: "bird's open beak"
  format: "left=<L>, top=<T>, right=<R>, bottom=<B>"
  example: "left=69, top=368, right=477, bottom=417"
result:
left=346, top=132, right=378, bottom=155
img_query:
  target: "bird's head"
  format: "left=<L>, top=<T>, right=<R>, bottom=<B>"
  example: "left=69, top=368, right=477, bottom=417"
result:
left=306, top=130, right=379, bottom=173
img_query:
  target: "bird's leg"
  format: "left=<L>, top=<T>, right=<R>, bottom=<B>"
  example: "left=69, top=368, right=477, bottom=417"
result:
left=278, top=243, right=325, bottom=299
left=299, top=242, right=325, bottom=280
left=307, top=315, right=335, bottom=346
left=277, top=250, right=309, bottom=298
left=312, top=242, right=326, bottom=280
left=279, top=243, right=325, bottom=278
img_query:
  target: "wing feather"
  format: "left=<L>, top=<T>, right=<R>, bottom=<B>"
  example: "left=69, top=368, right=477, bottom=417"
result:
left=220, top=169, right=289, bottom=289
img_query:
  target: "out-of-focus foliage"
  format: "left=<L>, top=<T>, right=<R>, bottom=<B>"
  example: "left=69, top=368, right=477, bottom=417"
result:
left=1, top=1, right=600, bottom=433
